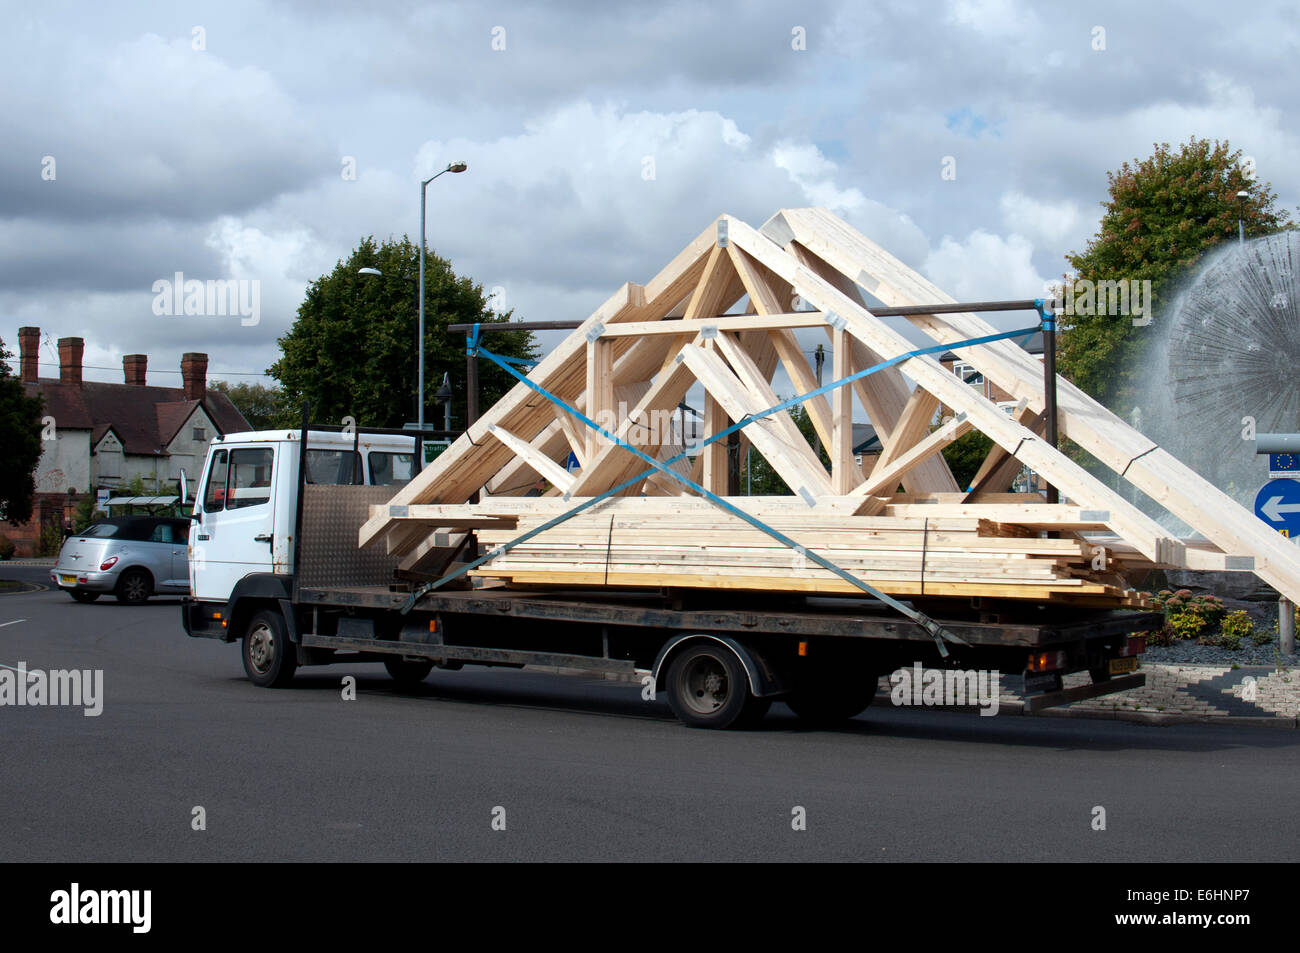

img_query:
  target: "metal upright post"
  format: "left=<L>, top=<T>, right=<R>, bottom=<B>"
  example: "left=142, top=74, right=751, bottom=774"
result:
left=1039, top=300, right=1059, bottom=504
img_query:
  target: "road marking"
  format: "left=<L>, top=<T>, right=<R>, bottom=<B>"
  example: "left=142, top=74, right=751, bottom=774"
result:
left=0, top=619, right=25, bottom=628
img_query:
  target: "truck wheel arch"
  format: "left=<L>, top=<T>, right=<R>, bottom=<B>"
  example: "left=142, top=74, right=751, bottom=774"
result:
left=652, top=634, right=785, bottom=698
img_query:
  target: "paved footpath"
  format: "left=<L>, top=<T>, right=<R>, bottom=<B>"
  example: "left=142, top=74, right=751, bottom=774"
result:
left=870, top=664, right=1300, bottom=728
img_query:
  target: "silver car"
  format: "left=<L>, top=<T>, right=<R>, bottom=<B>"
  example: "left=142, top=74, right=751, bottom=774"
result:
left=51, top=517, right=191, bottom=604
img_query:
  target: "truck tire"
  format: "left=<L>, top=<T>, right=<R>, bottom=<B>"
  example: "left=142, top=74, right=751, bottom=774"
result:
left=115, top=569, right=152, bottom=605
left=665, top=642, right=768, bottom=730
left=242, top=609, right=298, bottom=688
left=785, top=671, right=879, bottom=726
left=384, top=656, right=434, bottom=688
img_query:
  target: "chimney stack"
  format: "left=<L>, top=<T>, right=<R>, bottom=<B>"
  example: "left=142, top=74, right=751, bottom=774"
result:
left=181, top=352, right=208, bottom=401
left=57, top=337, right=84, bottom=387
left=124, top=354, right=147, bottom=386
left=18, top=326, right=39, bottom=383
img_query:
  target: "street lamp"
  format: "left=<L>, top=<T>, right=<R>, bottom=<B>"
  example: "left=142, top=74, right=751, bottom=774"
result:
left=417, top=161, right=468, bottom=432
left=1237, top=190, right=1250, bottom=244
left=435, top=372, right=454, bottom=432
left=358, top=266, right=420, bottom=424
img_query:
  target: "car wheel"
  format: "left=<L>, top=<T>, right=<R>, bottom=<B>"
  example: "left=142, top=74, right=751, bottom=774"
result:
left=114, top=569, right=152, bottom=605
left=241, top=609, right=298, bottom=688
left=69, top=590, right=100, bottom=603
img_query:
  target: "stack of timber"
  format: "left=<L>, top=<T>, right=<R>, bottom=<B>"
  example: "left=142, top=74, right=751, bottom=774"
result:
left=358, top=207, right=1300, bottom=610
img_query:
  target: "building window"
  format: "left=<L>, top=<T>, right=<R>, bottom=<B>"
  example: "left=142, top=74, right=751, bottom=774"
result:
left=193, top=427, right=207, bottom=441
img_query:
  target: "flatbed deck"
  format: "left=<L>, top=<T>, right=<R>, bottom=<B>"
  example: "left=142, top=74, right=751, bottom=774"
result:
left=296, top=585, right=1160, bottom=650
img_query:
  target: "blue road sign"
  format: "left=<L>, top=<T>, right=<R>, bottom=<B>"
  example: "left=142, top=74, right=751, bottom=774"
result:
left=1270, top=453, right=1300, bottom=479
left=565, top=451, right=580, bottom=472
left=1255, top=479, right=1300, bottom=538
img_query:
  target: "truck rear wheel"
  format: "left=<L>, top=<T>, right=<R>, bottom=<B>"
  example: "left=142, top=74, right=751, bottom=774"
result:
left=242, top=609, right=298, bottom=688
left=785, top=671, right=879, bottom=726
left=384, top=656, right=434, bottom=688
left=665, top=643, right=769, bottom=730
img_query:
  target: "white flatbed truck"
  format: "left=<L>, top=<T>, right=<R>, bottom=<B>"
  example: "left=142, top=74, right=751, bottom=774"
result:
left=182, top=423, right=1154, bottom=728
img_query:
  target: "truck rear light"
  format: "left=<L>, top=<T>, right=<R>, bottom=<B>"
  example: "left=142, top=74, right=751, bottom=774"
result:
left=1027, top=650, right=1067, bottom=672
left=99, top=556, right=118, bottom=571
left=1118, top=636, right=1146, bottom=657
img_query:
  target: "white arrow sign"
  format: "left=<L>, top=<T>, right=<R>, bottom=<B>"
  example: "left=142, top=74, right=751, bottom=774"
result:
left=1262, top=496, right=1300, bottom=522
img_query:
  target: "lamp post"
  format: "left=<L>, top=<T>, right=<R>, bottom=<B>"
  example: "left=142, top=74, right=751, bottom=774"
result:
left=1237, top=190, right=1249, bottom=244
left=417, top=161, right=468, bottom=431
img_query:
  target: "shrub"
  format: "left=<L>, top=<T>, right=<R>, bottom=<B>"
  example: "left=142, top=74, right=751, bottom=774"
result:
left=1219, top=610, right=1253, bottom=650
left=0, top=535, right=14, bottom=560
left=1141, top=624, right=1175, bottom=647
left=36, top=524, right=63, bottom=558
left=1167, top=613, right=1205, bottom=642
left=1253, top=626, right=1276, bottom=647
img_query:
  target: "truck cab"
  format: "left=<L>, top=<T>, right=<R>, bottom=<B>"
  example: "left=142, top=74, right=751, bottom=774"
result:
left=187, top=429, right=418, bottom=606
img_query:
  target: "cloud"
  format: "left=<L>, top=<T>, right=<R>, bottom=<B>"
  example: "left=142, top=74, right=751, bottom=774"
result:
left=923, top=230, right=1047, bottom=301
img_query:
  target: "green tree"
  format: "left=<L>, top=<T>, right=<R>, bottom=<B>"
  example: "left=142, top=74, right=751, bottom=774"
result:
left=0, top=337, right=44, bottom=525
left=269, top=236, right=536, bottom=430
left=209, top=380, right=294, bottom=431
left=941, top=430, right=994, bottom=490
left=1059, top=137, right=1291, bottom=412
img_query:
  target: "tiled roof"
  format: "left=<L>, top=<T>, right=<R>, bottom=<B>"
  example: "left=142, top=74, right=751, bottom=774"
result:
left=24, top=379, right=250, bottom=455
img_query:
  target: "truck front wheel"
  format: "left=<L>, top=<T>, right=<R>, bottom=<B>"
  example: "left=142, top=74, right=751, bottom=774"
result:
left=242, top=609, right=298, bottom=688
left=665, top=643, right=769, bottom=730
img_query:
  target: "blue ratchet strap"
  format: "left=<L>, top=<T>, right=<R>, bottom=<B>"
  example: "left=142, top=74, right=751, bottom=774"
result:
left=402, top=324, right=1038, bottom=653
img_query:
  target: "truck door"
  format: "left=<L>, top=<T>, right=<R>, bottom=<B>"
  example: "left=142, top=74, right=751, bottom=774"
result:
left=191, top=445, right=278, bottom=602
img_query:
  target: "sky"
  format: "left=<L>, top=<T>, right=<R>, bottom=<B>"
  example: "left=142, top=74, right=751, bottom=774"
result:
left=3, top=0, right=1297, bottom=397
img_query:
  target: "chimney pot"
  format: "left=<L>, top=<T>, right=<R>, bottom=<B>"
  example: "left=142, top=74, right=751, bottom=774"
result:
left=18, top=326, right=39, bottom=383
left=181, top=352, right=208, bottom=401
left=57, top=337, right=84, bottom=387
left=124, top=354, right=147, bottom=386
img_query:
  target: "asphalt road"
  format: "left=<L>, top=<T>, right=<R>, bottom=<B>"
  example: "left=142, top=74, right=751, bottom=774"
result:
left=2, top=579, right=1299, bottom=862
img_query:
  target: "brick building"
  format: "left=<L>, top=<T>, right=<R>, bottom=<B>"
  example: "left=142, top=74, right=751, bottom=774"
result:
left=7, top=327, right=250, bottom=556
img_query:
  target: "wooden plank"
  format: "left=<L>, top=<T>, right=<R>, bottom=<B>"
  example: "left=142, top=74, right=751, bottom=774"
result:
left=709, top=333, right=834, bottom=495
left=487, top=425, right=575, bottom=493
left=831, top=327, right=854, bottom=494
left=702, top=395, right=728, bottom=495
left=585, top=338, right=614, bottom=461
left=872, top=386, right=940, bottom=474
left=851, top=414, right=974, bottom=506
left=597, top=312, right=826, bottom=336
left=964, top=399, right=1036, bottom=497
left=566, top=342, right=700, bottom=496
left=769, top=328, right=835, bottom=452
left=678, top=343, right=832, bottom=498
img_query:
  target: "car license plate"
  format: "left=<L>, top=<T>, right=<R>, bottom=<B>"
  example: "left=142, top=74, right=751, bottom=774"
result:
left=60, top=574, right=77, bottom=586
left=1108, top=657, right=1139, bottom=675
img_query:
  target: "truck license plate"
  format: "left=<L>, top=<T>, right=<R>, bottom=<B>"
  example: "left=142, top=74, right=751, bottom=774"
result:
left=1108, top=657, right=1139, bottom=675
